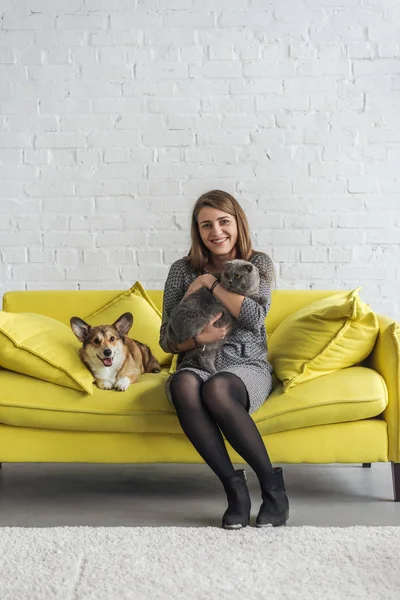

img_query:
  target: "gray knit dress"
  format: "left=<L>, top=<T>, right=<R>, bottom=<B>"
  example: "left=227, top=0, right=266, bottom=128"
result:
left=159, top=252, right=274, bottom=414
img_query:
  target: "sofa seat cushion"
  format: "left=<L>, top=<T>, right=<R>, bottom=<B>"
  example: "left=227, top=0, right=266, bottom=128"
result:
left=253, top=366, right=387, bottom=436
left=0, top=369, right=174, bottom=434
left=0, top=366, right=387, bottom=436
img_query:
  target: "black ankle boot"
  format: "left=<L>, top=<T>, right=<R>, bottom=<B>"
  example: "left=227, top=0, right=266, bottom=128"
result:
left=255, top=467, right=289, bottom=528
left=221, top=469, right=251, bottom=530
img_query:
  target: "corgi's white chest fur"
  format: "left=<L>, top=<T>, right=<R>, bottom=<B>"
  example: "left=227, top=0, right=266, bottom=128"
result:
left=90, top=352, right=125, bottom=385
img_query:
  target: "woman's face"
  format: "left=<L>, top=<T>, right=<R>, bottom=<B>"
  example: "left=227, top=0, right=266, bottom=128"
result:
left=197, top=206, right=238, bottom=259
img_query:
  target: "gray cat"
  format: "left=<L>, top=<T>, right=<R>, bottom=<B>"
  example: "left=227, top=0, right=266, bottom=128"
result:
left=167, top=259, right=268, bottom=374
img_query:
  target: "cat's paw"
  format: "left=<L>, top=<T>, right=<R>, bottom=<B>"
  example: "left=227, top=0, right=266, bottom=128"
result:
left=114, top=376, right=130, bottom=392
left=96, top=379, right=114, bottom=390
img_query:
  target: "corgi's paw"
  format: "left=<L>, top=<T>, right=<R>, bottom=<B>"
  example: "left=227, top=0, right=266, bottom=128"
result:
left=96, top=379, right=114, bottom=390
left=114, top=376, right=130, bottom=392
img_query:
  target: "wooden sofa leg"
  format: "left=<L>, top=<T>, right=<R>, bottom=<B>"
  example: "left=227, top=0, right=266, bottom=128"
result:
left=362, top=463, right=371, bottom=468
left=392, top=463, right=400, bottom=502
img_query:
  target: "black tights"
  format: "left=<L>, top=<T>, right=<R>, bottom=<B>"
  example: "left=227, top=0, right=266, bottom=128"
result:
left=169, top=370, right=273, bottom=482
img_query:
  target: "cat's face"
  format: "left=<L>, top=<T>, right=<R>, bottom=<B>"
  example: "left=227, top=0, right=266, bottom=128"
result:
left=220, top=260, right=260, bottom=295
left=197, top=207, right=238, bottom=259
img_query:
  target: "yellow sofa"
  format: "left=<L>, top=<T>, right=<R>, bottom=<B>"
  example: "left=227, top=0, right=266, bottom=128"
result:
left=1, top=288, right=399, bottom=502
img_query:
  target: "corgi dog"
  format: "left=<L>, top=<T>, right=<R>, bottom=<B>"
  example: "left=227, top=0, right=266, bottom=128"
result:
left=70, top=312, right=161, bottom=391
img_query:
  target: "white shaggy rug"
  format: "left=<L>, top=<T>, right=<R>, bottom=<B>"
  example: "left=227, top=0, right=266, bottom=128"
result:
left=0, top=527, right=399, bottom=600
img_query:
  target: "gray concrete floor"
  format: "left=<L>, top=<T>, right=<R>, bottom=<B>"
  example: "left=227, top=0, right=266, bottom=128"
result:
left=0, top=462, right=398, bottom=527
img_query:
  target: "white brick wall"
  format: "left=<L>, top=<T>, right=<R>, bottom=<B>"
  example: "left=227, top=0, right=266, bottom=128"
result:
left=0, top=0, right=399, bottom=318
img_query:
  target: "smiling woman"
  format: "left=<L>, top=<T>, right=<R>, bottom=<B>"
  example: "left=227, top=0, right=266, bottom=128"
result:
left=188, top=190, right=252, bottom=273
left=159, top=189, right=289, bottom=530
left=198, top=210, right=238, bottom=254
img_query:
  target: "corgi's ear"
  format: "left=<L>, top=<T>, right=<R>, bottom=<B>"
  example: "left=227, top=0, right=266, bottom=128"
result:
left=70, top=317, right=91, bottom=342
left=113, top=312, right=133, bottom=336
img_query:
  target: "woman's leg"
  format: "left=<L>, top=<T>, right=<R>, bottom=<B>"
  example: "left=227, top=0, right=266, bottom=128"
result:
left=169, top=370, right=251, bottom=528
left=169, top=370, right=236, bottom=480
left=200, top=372, right=274, bottom=476
left=200, top=372, right=289, bottom=527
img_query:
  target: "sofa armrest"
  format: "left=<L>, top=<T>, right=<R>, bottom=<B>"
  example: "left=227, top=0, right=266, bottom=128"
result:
left=368, top=315, right=400, bottom=462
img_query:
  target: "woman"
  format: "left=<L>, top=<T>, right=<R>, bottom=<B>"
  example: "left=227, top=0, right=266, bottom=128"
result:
left=159, top=190, right=289, bottom=529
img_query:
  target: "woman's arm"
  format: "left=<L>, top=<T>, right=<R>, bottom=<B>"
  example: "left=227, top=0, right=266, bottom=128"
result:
left=174, top=313, right=228, bottom=352
left=235, top=253, right=274, bottom=332
left=197, top=254, right=274, bottom=327
left=159, top=260, right=187, bottom=354
left=208, top=276, right=245, bottom=318
left=159, top=262, right=229, bottom=353
left=183, top=273, right=245, bottom=318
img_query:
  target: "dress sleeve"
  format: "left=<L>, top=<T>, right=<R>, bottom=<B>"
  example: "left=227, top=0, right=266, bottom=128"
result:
left=159, top=260, right=187, bottom=353
left=236, top=252, right=274, bottom=333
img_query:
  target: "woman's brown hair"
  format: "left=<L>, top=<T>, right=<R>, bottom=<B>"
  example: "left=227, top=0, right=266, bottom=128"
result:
left=186, top=190, right=253, bottom=273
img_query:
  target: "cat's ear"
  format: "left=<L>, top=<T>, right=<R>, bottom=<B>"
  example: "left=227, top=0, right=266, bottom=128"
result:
left=245, top=264, right=253, bottom=272
left=223, top=261, right=232, bottom=275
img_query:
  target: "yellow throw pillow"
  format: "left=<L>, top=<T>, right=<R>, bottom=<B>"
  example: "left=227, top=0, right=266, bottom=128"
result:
left=83, top=281, right=172, bottom=367
left=0, top=311, right=93, bottom=394
left=268, top=289, right=379, bottom=391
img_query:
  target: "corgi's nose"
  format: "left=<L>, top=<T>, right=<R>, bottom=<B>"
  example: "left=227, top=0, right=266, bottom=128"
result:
left=103, top=349, right=112, bottom=357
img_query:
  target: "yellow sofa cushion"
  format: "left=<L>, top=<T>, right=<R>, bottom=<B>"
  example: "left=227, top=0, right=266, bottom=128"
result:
left=83, top=282, right=172, bottom=367
left=0, top=312, right=93, bottom=394
left=253, top=366, right=387, bottom=435
left=169, top=354, right=178, bottom=375
left=0, top=366, right=387, bottom=437
left=268, top=289, right=379, bottom=391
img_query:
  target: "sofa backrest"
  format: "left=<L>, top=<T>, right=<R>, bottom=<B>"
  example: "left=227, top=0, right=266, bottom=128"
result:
left=2, top=289, right=342, bottom=335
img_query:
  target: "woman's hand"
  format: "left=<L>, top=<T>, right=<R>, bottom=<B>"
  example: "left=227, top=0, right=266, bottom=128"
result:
left=182, top=274, right=215, bottom=300
left=196, top=313, right=231, bottom=345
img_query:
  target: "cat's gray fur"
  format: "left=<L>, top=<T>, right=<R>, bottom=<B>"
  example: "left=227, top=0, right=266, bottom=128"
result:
left=167, top=259, right=268, bottom=374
